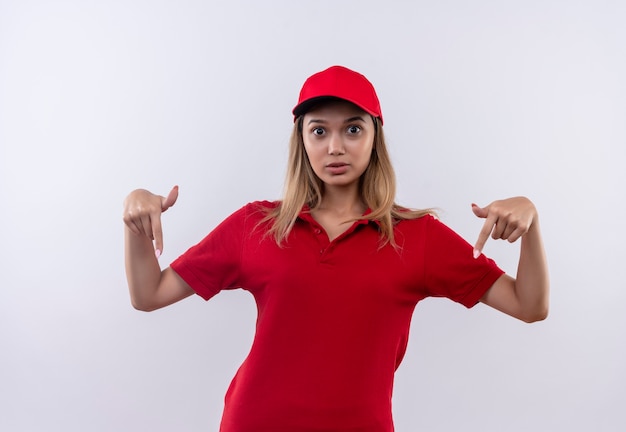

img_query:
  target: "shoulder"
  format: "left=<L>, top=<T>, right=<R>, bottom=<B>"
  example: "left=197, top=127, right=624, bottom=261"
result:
left=225, top=200, right=279, bottom=215
left=395, top=213, right=437, bottom=229
left=206, top=201, right=279, bottom=241
left=243, top=200, right=281, bottom=218
left=247, top=200, right=280, bottom=210
left=230, top=200, right=282, bottom=231
left=395, top=213, right=466, bottom=243
left=212, top=201, right=279, bottom=228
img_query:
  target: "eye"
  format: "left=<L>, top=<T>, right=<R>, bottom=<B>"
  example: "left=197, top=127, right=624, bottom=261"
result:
left=347, top=125, right=361, bottom=134
left=312, top=127, right=325, bottom=136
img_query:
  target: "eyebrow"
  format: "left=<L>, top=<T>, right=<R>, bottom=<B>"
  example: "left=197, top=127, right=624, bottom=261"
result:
left=307, top=116, right=367, bottom=125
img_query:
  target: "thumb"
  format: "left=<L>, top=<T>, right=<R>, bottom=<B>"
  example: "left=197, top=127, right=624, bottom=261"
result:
left=471, top=202, right=489, bottom=219
left=161, top=185, right=179, bottom=212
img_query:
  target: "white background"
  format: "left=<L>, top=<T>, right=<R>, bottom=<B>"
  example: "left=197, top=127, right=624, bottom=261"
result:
left=1, top=1, right=625, bottom=431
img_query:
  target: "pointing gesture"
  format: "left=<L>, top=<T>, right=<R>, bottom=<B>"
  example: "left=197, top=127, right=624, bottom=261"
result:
left=123, top=186, right=179, bottom=257
left=471, top=196, right=537, bottom=259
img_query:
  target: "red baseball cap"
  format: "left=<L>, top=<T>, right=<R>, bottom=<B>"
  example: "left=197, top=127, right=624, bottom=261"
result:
left=292, top=65, right=383, bottom=125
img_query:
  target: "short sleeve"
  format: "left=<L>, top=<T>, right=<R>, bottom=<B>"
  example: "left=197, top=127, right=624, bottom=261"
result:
left=423, top=216, right=505, bottom=308
left=169, top=204, right=249, bottom=301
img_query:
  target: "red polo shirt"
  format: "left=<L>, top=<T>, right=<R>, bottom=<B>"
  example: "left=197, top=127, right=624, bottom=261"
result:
left=170, top=201, right=504, bottom=432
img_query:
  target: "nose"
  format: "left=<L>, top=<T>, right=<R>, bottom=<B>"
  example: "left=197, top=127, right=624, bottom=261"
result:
left=327, top=133, right=345, bottom=155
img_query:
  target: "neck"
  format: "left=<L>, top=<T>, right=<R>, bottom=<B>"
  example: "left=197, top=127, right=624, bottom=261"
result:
left=317, top=184, right=365, bottom=216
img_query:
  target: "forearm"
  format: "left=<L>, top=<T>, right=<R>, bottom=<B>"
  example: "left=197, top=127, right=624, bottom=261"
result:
left=124, top=226, right=163, bottom=311
left=514, top=218, right=550, bottom=322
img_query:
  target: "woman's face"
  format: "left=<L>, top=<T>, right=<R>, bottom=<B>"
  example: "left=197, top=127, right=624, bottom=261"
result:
left=302, top=100, right=375, bottom=189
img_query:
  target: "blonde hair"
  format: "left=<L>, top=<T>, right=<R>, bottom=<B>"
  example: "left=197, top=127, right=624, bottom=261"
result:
left=263, top=116, right=435, bottom=247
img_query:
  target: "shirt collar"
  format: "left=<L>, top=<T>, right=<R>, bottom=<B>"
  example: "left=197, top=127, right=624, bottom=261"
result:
left=297, top=205, right=381, bottom=228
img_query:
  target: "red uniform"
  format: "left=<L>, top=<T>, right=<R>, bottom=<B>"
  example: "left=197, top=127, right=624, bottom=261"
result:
left=171, top=201, right=504, bottom=431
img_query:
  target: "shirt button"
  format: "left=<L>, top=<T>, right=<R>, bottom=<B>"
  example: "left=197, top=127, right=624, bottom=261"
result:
left=320, top=249, right=324, bottom=254
left=314, top=229, right=321, bottom=235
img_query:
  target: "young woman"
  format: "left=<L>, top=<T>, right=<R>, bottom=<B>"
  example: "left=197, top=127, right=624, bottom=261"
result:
left=123, top=65, right=549, bottom=431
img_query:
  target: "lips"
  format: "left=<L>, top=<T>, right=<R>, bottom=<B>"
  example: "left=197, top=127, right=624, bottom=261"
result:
left=325, top=162, right=349, bottom=174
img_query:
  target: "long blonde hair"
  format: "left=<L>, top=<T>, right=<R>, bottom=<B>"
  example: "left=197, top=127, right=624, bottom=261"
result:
left=263, top=115, right=435, bottom=247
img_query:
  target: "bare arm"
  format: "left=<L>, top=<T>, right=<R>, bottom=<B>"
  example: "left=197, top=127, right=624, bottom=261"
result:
left=472, top=197, right=550, bottom=323
left=123, top=186, right=194, bottom=311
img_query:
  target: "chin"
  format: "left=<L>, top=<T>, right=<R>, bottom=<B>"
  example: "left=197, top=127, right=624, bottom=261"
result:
left=323, top=177, right=359, bottom=187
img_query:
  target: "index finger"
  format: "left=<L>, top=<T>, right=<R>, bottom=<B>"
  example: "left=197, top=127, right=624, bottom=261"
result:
left=474, top=214, right=497, bottom=258
left=151, top=212, right=164, bottom=258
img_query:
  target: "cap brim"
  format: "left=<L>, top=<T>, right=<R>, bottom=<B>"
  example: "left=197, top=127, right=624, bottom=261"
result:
left=292, top=96, right=344, bottom=118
